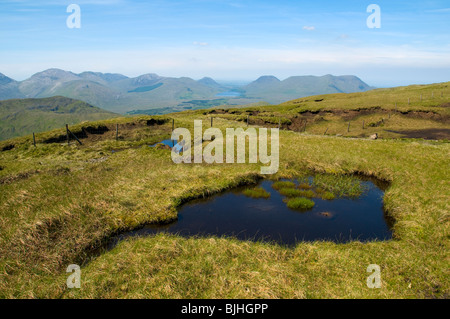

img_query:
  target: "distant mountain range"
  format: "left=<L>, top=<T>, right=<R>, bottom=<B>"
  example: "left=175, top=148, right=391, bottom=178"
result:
left=0, top=69, right=374, bottom=114
left=0, top=96, right=117, bottom=141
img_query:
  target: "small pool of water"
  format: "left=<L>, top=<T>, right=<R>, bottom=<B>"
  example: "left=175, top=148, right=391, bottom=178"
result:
left=111, top=178, right=393, bottom=247
left=149, top=139, right=176, bottom=148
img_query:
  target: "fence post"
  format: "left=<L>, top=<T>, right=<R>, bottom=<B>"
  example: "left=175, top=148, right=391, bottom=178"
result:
left=324, top=127, right=329, bottom=135
left=247, top=115, right=249, bottom=127
left=278, top=117, right=281, bottom=129
left=362, top=120, right=365, bottom=129
left=66, top=124, right=70, bottom=146
left=33, top=132, right=36, bottom=147
left=116, top=124, right=119, bottom=141
left=172, top=119, right=174, bottom=132
left=211, top=117, right=213, bottom=128
left=347, top=121, right=350, bottom=133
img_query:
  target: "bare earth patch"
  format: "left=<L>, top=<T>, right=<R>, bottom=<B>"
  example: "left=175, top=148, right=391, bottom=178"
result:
left=385, top=128, right=450, bottom=140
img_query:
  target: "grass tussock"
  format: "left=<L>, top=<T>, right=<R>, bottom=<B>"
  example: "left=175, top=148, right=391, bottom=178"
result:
left=242, top=187, right=271, bottom=199
left=272, top=181, right=296, bottom=190
left=285, top=197, right=315, bottom=210
left=312, top=174, right=367, bottom=198
left=278, top=187, right=303, bottom=197
left=320, top=191, right=336, bottom=200
left=298, top=183, right=312, bottom=190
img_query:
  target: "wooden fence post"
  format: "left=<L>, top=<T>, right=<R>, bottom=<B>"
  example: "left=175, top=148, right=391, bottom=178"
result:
left=172, top=119, right=174, bottom=132
left=66, top=124, right=82, bottom=145
left=33, top=132, right=36, bottom=147
left=116, top=124, right=119, bottom=141
left=66, top=124, right=70, bottom=146
left=211, top=117, right=213, bottom=128
left=347, top=121, right=350, bottom=133
left=362, top=120, right=365, bottom=129
left=247, top=115, right=249, bottom=127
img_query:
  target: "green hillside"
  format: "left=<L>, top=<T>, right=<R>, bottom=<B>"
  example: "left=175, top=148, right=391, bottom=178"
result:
left=0, top=96, right=118, bottom=141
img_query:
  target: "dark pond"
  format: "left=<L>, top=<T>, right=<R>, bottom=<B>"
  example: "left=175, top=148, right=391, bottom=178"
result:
left=110, top=178, right=393, bottom=247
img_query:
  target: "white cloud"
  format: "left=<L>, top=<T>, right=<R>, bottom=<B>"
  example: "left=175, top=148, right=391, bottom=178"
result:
left=302, top=26, right=315, bottom=31
left=425, top=8, right=450, bottom=13
left=193, top=42, right=209, bottom=46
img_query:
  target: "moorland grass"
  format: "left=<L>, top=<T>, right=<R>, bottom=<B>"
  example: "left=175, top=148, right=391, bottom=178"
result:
left=0, top=89, right=448, bottom=299
left=242, top=187, right=271, bottom=199
left=207, top=82, right=450, bottom=140
left=285, top=197, right=316, bottom=210
left=312, top=174, right=367, bottom=198
left=272, top=181, right=296, bottom=190
left=278, top=187, right=303, bottom=197
left=320, top=191, right=336, bottom=200
left=298, top=183, right=312, bottom=190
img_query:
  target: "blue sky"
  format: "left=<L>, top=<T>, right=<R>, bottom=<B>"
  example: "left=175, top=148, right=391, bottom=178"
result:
left=0, top=0, right=449, bottom=86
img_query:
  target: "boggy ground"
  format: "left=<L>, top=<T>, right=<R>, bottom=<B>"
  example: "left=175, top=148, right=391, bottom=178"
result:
left=0, top=110, right=448, bottom=299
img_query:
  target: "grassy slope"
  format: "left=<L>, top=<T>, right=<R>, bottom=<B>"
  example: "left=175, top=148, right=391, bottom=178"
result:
left=268, top=81, right=449, bottom=112
left=211, top=82, right=450, bottom=139
left=0, top=83, right=448, bottom=299
left=0, top=96, right=118, bottom=141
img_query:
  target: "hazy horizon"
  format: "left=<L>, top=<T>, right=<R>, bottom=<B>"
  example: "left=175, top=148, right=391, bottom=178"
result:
left=3, top=67, right=449, bottom=89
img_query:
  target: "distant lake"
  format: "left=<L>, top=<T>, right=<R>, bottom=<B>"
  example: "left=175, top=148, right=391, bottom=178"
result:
left=215, top=91, right=242, bottom=97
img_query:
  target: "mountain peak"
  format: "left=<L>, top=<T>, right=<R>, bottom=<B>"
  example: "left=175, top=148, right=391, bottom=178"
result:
left=28, top=69, right=80, bottom=82
left=0, top=73, right=15, bottom=85
left=132, top=73, right=162, bottom=86
left=78, top=71, right=129, bottom=83
left=35, top=68, right=76, bottom=77
left=197, top=77, right=221, bottom=87
left=254, top=75, right=280, bottom=83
